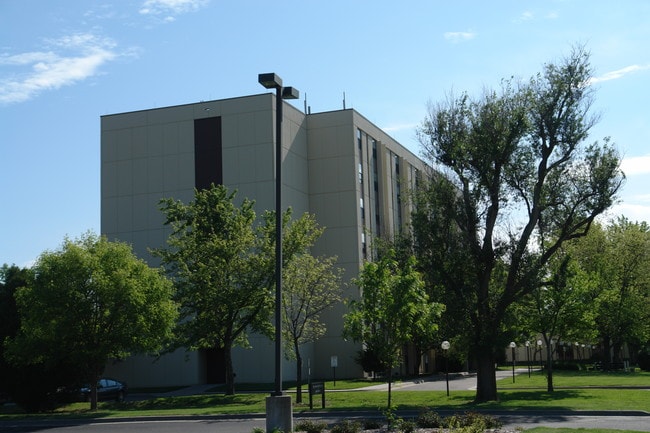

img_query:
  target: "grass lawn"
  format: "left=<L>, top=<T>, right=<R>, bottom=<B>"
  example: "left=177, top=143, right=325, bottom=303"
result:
left=526, top=429, right=646, bottom=433
left=497, top=369, right=650, bottom=389
left=206, top=379, right=382, bottom=393
left=1, top=370, right=648, bottom=420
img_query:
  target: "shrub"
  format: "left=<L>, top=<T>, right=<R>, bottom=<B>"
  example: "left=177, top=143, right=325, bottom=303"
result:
left=362, top=419, right=382, bottom=430
left=331, top=420, right=361, bottom=433
left=396, top=419, right=417, bottom=433
left=461, top=412, right=502, bottom=430
left=295, top=420, right=328, bottom=433
left=445, top=411, right=503, bottom=432
left=416, top=407, right=443, bottom=428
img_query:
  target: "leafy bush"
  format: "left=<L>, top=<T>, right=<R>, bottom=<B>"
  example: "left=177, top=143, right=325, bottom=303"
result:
left=382, top=408, right=417, bottom=432
left=362, top=419, right=382, bottom=430
left=330, top=420, right=361, bottom=433
left=446, top=411, right=503, bottom=432
left=396, top=419, right=417, bottom=433
left=295, top=420, right=328, bottom=433
left=460, top=412, right=502, bottom=429
left=416, top=407, right=443, bottom=428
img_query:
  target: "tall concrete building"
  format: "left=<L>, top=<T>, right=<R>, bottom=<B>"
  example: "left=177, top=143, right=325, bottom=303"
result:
left=100, top=92, right=428, bottom=387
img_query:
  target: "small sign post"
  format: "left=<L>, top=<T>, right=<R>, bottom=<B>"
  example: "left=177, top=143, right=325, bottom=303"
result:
left=309, top=382, right=325, bottom=410
left=330, top=355, right=338, bottom=387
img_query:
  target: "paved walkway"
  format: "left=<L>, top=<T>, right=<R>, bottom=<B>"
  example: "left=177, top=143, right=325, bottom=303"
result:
left=139, top=367, right=650, bottom=397
left=134, top=369, right=518, bottom=398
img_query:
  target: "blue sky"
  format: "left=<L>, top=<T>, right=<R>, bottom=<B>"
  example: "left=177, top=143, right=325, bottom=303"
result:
left=1, top=0, right=649, bottom=267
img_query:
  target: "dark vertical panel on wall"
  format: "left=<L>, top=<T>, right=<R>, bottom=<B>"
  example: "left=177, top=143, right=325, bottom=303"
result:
left=194, top=116, right=222, bottom=189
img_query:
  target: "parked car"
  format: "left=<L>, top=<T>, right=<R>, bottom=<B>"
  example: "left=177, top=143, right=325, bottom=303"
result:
left=80, top=378, right=127, bottom=402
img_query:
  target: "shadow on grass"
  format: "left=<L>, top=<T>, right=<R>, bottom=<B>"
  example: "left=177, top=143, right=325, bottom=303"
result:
left=502, top=389, right=583, bottom=401
left=124, top=394, right=264, bottom=411
left=320, top=389, right=593, bottom=413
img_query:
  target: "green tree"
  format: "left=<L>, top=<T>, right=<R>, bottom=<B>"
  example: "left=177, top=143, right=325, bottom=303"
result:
left=374, top=235, right=442, bottom=375
left=517, top=252, right=597, bottom=391
left=0, top=265, right=41, bottom=409
left=413, top=47, right=623, bottom=402
left=282, top=253, right=343, bottom=403
left=343, top=251, right=444, bottom=408
left=5, top=234, right=177, bottom=410
left=568, top=217, right=650, bottom=366
left=155, top=185, right=273, bottom=396
left=0, top=265, right=29, bottom=360
left=156, top=184, right=334, bottom=395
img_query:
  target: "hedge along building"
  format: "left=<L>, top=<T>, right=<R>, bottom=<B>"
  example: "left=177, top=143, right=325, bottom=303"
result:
left=100, top=92, right=429, bottom=387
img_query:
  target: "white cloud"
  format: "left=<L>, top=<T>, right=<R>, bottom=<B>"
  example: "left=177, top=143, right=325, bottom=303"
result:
left=518, top=11, right=534, bottom=21
left=621, top=155, right=650, bottom=176
left=139, top=0, right=208, bottom=16
left=514, top=10, right=557, bottom=23
left=382, top=122, right=419, bottom=133
left=605, top=201, right=650, bottom=224
left=589, top=64, right=650, bottom=85
left=0, top=33, right=119, bottom=104
left=443, top=31, right=476, bottom=43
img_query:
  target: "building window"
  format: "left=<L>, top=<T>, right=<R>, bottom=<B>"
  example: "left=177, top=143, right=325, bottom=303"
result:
left=194, top=116, right=223, bottom=189
left=391, top=152, right=403, bottom=234
left=371, top=139, right=380, bottom=237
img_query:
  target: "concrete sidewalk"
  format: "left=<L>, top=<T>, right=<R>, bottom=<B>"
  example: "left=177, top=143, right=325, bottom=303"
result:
left=134, top=368, right=526, bottom=398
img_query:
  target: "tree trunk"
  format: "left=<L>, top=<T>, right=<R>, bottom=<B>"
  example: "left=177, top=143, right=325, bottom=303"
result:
left=613, top=341, right=622, bottom=364
left=414, top=347, right=423, bottom=375
left=90, top=380, right=98, bottom=411
left=475, top=349, right=498, bottom=402
left=224, top=342, right=235, bottom=395
left=296, top=350, right=303, bottom=404
left=387, top=368, right=392, bottom=409
left=602, top=335, right=612, bottom=367
left=545, top=345, right=554, bottom=392
left=90, top=369, right=102, bottom=410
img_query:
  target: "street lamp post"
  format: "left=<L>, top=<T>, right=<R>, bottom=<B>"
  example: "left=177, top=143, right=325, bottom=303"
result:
left=441, top=341, right=450, bottom=396
left=258, top=73, right=299, bottom=433
left=537, top=339, right=543, bottom=371
left=525, top=341, right=531, bottom=378
left=509, top=342, right=516, bottom=383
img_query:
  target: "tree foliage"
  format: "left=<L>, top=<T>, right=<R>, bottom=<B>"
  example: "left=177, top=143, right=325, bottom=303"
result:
left=413, top=47, right=624, bottom=402
left=517, top=251, right=597, bottom=391
left=566, top=217, right=650, bottom=365
left=155, top=184, right=328, bottom=395
left=155, top=185, right=273, bottom=395
left=283, top=251, right=343, bottom=403
left=5, top=233, right=177, bottom=410
left=0, top=264, right=49, bottom=411
left=343, top=251, right=444, bottom=408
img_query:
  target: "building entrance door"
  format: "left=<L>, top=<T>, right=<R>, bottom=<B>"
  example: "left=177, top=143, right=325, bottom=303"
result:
left=205, top=347, right=226, bottom=384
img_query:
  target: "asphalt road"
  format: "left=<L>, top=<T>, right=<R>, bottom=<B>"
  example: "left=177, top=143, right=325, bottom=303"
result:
left=2, top=411, right=649, bottom=433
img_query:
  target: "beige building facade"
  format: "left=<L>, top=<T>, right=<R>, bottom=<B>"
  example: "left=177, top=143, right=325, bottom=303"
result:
left=100, top=93, right=428, bottom=387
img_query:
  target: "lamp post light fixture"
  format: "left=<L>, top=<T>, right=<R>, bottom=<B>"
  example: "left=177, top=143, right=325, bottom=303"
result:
left=537, top=339, right=543, bottom=371
left=509, top=342, right=516, bottom=383
left=258, top=72, right=299, bottom=433
left=525, top=341, right=531, bottom=378
left=441, top=341, right=450, bottom=396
